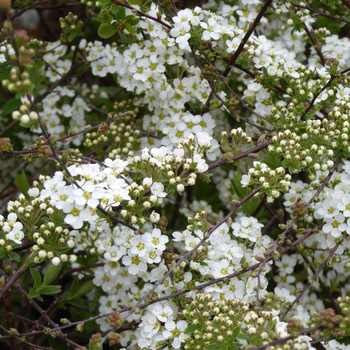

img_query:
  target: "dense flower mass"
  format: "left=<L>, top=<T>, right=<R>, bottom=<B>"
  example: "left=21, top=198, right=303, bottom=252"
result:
left=1, top=0, right=350, bottom=349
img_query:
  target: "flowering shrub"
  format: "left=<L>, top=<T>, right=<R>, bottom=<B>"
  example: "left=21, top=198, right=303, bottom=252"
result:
left=1, top=0, right=350, bottom=349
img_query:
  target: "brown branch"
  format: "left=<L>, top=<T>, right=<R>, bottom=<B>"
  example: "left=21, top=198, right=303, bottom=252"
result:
left=301, top=253, right=342, bottom=314
left=303, top=24, right=326, bottom=66
left=280, top=241, right=341, bottom=321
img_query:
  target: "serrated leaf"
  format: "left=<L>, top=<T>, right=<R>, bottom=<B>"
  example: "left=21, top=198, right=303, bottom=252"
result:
left=98, top=23, right=118, bottom=39
left=184, top=324, right=200, bottom=334
left=8, top=251, right=21, bottom=262
left=43, top=264, right=61, bottom=285
left=30, top=268, right=42, bottom=289
left=2, top=98, right=21, bottom=117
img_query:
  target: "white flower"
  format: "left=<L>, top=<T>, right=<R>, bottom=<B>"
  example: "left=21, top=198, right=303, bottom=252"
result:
left=241, top=174, right=251, bottom=187
left=52, top=257, right=60, bottom=266
left=150, top=211, right=160, bottom=223
left=163, top=320, right=188, bottom=349
left=196, top=131, right=212, bottom=147
left=231, top=216, right=263, bottom=242
left=151, top=303, right=174, bottom=322
left=150, top=182, right=167, bottom=198
left=28, top=187, right=40, bottom=198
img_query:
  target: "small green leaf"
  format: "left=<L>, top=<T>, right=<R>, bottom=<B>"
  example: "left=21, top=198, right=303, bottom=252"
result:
left=184, top=324, right=200, bottom=334
left=125, top=23, right=135, bottom=36
left=231, top=169, right=248, bottom=199
left=38, top=285, right=61, bottom=295
left=30, top=268, right=42, bottom=288
left=228, top=344, right=239, bottom=350
left=43, top=264, right=61, bottom=285
left=111, top=5, right=125, bottom=20
left=74, top=280, right=94, bottom=298
left=14, top=169, right=30, bottom=199
left=69, top=278, right=80, bottom=299
left=229, top=326, right=240, bottom=341
left=28, top=289, right=40, bottom=299
left=206, top=344, right=228, bottom=350
left=2, top=98, right=21, bottom=117
left=68, top=32, right=78, bottom=42
left=98, top=23, right=118, bottom=39
left=8, top=251, right=21, bottom=262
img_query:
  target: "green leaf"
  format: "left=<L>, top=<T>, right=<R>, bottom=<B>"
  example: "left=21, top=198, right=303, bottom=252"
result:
left=43, top=264, right=61, bottom=285
left=111, top=5, right=125, bottom=20
left=69, top=278, right=80, bottom=299
left=228, top=344, right=239, bottom=350
left=2, top=98, right=21, bottom=117
left=68, top=32, right=78, bottom=42
left=230, top=169, right=248, bottom=199
left=184, top=324, right=200, bottom=334
left=38, top=285, right=61, bottom=295
left=28, top=289, right=40, bottom=299
left=98, top=23, right=118, bottom=39
left=8, top=251, right=21, bottom=262
left=14, top=169, right=30, bottom=199
left=30, top=268, right=42, bottom=288
left=263, top=151, right=282, bottom=169
left=74, top=280, right=94, bottom=298
left=206, top=344, right=228, bottom=350
left=229, top=327, right=240, bottom=341
left=68, top=299, right=88, bottom=309
left=125, top=23, right=135, bottom=36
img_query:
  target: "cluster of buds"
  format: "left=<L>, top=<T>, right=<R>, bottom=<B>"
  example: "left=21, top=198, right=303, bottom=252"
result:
left=269, top=130, right=333, bottom=174
left=283, top=3, right=309, bottom=27
left=269, top=103, right=307, bottom=131
left=187, top=211, right=210, bottom=233
left=108, top=312, right=122, bottom=328
left=245, top=161, right=291, bottom=202
left=2, top=68, right=34, bottom=96
left=220, top=128, right=252, bottom=161
left=182, top=294, right=277, bottom=349
left=89, top=333, right=102, bottom=350
left=200, top=64, right=224, bottom=92
left=326, top=102, right=350, bottom=156
left=11, top=96, right=38, bottom=127
left=32, top=222, right=77, bottom=266
left=60, top=12, right=84, bottom=43
left=84, top=115, right=139, bottom=160
left=313, top=27, right=332, bottom=45
left=0, top=137, right=13, bottom=152
left=308, top=308, right=344, bottom=341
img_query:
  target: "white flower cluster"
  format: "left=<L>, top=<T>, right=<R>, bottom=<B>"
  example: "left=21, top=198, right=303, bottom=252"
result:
left=0, top=41, right=15, bottom=64
left=40, top=159, right=130, bottom=229
left=138, top=301, right=187, bottom=349
left=173, top=218, right=272, bottom=303
left=283, top=162, right=350, bottom=252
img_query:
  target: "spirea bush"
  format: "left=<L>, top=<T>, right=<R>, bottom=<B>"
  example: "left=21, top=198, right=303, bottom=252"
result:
left=1, top=0, right=350, bottom=349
